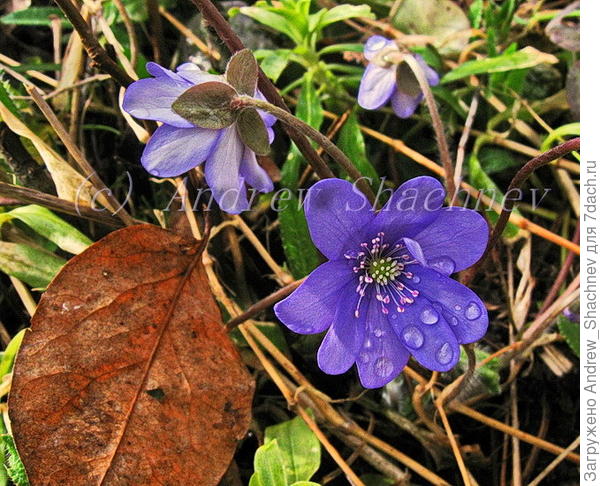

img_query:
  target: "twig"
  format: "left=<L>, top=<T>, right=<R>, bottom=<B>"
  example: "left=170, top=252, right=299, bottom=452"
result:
left=27, top=86, right=135, bottom=226
left=0, top=181, right=124, bottom=228
left=225, top=279, right=304, bottom=331
left=146, top=0, right=165, bottom=64
left=233, top=96, right=376, bottom=203
left=187, top=0, right=335, bottom=181
left=454, top=92, right=479, bottom=193
left=403, top=54, right=456, bottom=200
left=464, top=137, right=580, bottom=284
left=53, top=0, right=134, bottom=87
left=113, top=0, right=139, bottom=67
left=9, top=277, right=36, bottom=316
left=527, top=436, right=580, bottom=486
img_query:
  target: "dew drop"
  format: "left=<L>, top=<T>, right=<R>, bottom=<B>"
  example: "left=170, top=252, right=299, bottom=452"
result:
left=428, top=256, right=456, bottom=275
left=374, top=357, right=394, bottom=377
left=465, top=301, right=482, bottom=320
left=436, top=343, right=454, bottom=365
left=149, top=168, right=160, bottom=176
left=412, top=274, right=421, bottom=284
left=402, top=326, right=424, bottom=349
left=454, top=304, right=462, bottom=311
left=449, top=316, right=459, bottom=326
left=420, top=307, right=439, bottom=325
left=373, top=328, right=384, bottom=338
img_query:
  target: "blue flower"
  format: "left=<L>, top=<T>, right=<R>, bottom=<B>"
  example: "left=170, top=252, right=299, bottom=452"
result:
left=358, top=36, right=440, bottom=118
left=275, top=177, right=489, bottom=388
left=123, top=62, right=275, bottom=214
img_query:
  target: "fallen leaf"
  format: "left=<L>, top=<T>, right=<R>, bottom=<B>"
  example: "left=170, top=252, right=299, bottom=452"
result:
left=9, top=224, right=254, bottom=485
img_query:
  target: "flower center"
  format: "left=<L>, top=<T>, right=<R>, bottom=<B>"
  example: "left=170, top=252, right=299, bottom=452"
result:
left=345, top=232, right=420, bottom=317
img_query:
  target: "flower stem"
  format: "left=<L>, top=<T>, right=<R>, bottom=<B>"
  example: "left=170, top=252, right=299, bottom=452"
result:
left=233, top=95, right=376, bottom=204
left=403, top=54, right=457, bottom=201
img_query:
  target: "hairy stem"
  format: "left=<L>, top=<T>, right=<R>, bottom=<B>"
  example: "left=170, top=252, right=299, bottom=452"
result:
left=188, top=0, right=335, bottom=181
left=403, top=54, right=456, bottom=200
left=233, top=95, right=376, bottom=203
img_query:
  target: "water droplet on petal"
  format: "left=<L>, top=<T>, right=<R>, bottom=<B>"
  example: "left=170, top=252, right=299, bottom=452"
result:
left=454, top=304, right=462, bottom=311
left=402, top=326, right=424, bottom=349
left=149, top=168, right=160, bottom=176
left=465, top=301, right=482, bottom=320
left=374, top=357, right=394, bottom=377
left=373, top=327, right=384, bottom=338
left=450, top=316, right=459, bottom=326
left=412, top=274, right=421, bottom=284
left=428, top=256, right=456, bottom=275
left=420, top=306, right=439, bottom=325
left=436, top=343, right=454, bottom=365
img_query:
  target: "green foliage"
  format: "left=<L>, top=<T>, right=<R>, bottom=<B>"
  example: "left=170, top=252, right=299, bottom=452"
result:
left=558, top=315, right=580, bottom=358
left=0, top=7, right=69, bottom=27
left=0, top=329, right=26, bottom=379
left=0, top=205, right=92, bottom=255
left=250, top=414, right=321, bottom=486
left=0, top=435, right=29, bottom=486
left=459, top=348, right=502, bottom=395
left=336, top=111, right=378, bottom=183
left=0, top=242, right=65, bottom=288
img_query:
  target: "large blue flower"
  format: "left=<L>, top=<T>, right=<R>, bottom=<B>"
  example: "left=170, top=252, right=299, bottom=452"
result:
left=275, top=177, right=489, bottom=388
left=358, top=36, right=440, bottom=118
left=123, top=62, right=275, bottom=214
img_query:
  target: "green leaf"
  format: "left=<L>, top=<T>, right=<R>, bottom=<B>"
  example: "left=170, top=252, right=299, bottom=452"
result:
left=540, top=123, right=580, bottom=152
left=392, top=0, right=470, bottom=55
left=0, top=435, right=29, bottom=486
left=256, top=49, right=292, bottom=82
left=249, top=440, right=287, bottom=486
left=336, top=111, right=378, bottom=182
left=265, top=414, right=321, bottom=484
left=172, top=82, right=237, bottom=129
left=0, top=242, right=65, bottom=288
left=478, top=147, right=522, bottom=175
left=0, top=78, right=21, bottom=119
left=290, top=482, right=321, bottom=486
left=0, top=329, right=26, bottom=379
left=235, top=6, right=304, bottom=45
left=280, top=75, right=323, bottom=189
left=468, top=153, right=520, bottom=238
left=314, top=4, right=374, bottom=30
left=237, top=109, right=271, bottom=156
left=558, top=315, right=580, bottom=358
left=226, top=49, right=258, bottom=96
left=5, top=205, right=92, bottom=255
left=442, top=47, right=559, bottom=83
left=459, top=348, right=501, bottom=395
left=360, top=474, right=395, bottom=486
left=0, top=7, right=68, bottom=27
left=317, top=43, right=364, bottom=56
left=278, top=193, right=320, bottom=279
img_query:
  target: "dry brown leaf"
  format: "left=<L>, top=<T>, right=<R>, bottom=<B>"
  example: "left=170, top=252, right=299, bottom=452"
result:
left=9, top=224, right=254, bottom=485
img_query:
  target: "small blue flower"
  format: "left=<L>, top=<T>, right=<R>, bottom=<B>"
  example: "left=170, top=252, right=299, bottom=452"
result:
left=358, top=36, right=440, bottom=118
left=123, top=62, right=275, bottom=214
left=275, top=177, right=489, bottom=388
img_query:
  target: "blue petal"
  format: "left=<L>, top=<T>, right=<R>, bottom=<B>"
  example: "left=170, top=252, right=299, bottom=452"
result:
left=205, top=126, right=248, bottom=214
left=317, top=283, right=366, bottom=375
left=411, top=266, right=488, bottom=344
left=358, top=64, right=396, bottom=110
left=413, top=207, right=489, bottom=275
left=389, top=297, right=460, bottom=372
left=364, top=36, right=393, bottom=61
left=356, top=296, right=410, bottom=388
left=274, top=261, right=355, bottom=334
left=141, top=125, right=219, bottom=177
left=240, top=147, right=274, bottom=193
left=390, top=90, right=422, bottom=118
left=415, top=55, right=440, bottom=86
left=370, top=176, right=445, bottom=242
left=305, top=179, right=375, bottom=260
left=255, top=90, right=277, bottom=127
left=146, top=62, right=187, bottom=83
left=123, top=77, right=194, bottom=128
left=175, top=63, right=222, bottom=85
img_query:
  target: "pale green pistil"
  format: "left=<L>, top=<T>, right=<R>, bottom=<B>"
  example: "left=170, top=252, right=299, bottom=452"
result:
left=368, top=258, right=402, bottom=285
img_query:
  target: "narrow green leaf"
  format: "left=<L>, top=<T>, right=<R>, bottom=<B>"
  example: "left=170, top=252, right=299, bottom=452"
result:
left=0, top=329, right=27, bottom=379
left=235, top=6, right=304, bottom=44
left=0, top=79, right=21, bottom=119
left=1, top=7, right=68, bottom=27
left=249, top=440, right=287, bottom=486
left=336, top=111, right=378, bottom=182
left=7, top=205, right=92, bottom=255
left=442, top=47, right=559, bottom=83
left=540, top=123, right=580, bottom=152
left=265, top=413, right=321, bottom=484
left=278, top=194, right=320, bottom=279
left=0, top=242, right=65, bottom=288
left=315, top=4, right=374, bottom=30
left=318, top=43, right=364, bottom=56
left=257, top=50, right=291, bottom=82
left=558, top=315, right=580, bottom=358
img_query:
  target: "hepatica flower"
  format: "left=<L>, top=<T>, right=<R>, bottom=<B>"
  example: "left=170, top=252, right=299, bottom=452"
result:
left=358, top=36, right=439, bottom=118
left=275, top=177, right=489, bottom=388
left=123, top=50, right=275, bottom=214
